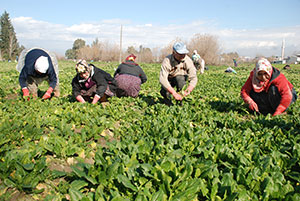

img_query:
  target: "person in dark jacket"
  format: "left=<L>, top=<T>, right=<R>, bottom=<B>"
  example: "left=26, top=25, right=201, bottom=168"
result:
left=114, top=54, right=147, bottom=97
left=72, top=60, right=117, bottom=104
left=17, top=47, right=60, bottom=100
left=241, top=58, right=297, bottom=116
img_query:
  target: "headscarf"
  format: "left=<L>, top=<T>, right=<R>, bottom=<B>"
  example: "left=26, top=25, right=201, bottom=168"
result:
left=126, top=54, right=136, bottom=62
left=252, top=58, right=273, bottom=92
left=75, top=59, right=94, bottom=82
left=75, top=59, right=91, bottom=74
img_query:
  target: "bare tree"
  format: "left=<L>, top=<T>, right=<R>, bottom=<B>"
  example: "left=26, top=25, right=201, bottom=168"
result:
left=78, top=45, right=101, bottom=61
left=101, top=41, right=119, bottom=62
left=188, top=34, right=220, bottom=65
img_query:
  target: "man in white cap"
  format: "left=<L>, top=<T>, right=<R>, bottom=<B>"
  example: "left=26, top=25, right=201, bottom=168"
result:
left=17, top=47, right=60, bottom=100
left=159, top=41, right=197, bottom=105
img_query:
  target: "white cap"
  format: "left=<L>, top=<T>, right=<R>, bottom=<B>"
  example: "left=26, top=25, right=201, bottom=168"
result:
left=35, top=56, right=49, bottom=73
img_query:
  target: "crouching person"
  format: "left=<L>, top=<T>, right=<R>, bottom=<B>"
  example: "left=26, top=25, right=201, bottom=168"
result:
left=114, top=54, right=147, bottom=97
left=241, top=58, right=297, bottom=116
left=160, top=42, right=198, bottom=105
left=17, top=47, right=60, bottom=100
left=72, top=60, right=117, bottom=104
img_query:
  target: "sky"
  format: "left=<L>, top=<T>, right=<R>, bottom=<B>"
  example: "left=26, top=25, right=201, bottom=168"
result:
left=1, top=0, right=300, bottom=58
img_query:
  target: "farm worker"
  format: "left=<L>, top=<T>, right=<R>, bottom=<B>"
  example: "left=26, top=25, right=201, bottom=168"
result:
left=17, top=47, right=60, bottom=100
left=192, top=50, right=205, bottom=74
left=72, top=60, right=117, bottom=104
left=114, top=54, right=147, bottom=97
left=159, top=41, right=198, bottom=105
left=233, top=58, right=238, bottom=67
left=241, top=58, right=297, bottom=116
left=225, top=67, right=237, bottom=74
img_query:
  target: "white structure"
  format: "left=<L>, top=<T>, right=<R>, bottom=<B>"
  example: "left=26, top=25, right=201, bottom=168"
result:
left=281, top=39, right=285, bottom=61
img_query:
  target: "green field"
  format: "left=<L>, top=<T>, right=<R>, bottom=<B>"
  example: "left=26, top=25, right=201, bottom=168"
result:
left=0, top=61, right=299, bottom=200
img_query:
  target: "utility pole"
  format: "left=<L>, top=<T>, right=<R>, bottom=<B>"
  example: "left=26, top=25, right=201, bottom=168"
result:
left=281, top=38, right=285, bottom=61
left=119, top=25, right=123, bottom=63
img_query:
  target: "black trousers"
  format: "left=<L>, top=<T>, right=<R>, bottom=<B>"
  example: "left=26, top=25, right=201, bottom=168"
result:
left=250, top=85, right=297, bottom=115
left=160, top=75, right=188, bottom=100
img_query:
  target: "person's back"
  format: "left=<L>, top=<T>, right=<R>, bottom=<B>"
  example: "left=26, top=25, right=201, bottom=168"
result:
left=114, top=54, right=147, bottom=97
left=192, top=50, right=205, bottom=73
left=17, top=47, right=60, bottom=99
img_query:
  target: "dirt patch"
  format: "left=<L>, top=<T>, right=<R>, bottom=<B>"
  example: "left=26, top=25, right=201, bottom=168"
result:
left=113, top=121, right=121, bottom=129
left=46, top=155, right=72, bottom=173
left=5, top=190, right=32, bottom=201
left=98, top=129, right=120, bottom=148
left=74, top=128, right=82, bottom=134
left=6, top=93, right=18, bottom=100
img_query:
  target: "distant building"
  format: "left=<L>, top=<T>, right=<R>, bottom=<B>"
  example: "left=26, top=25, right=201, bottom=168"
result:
left=272, top=56, right=285, bottom=64
left=285, top=54, right=300, bottom=64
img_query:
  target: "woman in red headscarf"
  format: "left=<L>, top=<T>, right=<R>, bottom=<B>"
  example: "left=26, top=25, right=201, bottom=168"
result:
left=114, top=54, right=147, bottom=97
left=241, top=58, right=297, bottom=116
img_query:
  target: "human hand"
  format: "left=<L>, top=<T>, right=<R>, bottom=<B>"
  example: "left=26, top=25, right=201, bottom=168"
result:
left=76, top=95, right=86, bottom=103
left=183, top=85, right=194, bottom=97
left=248, top=99, right=259, bottom=112
left=91, top=94, right=100, bottom=104
left=273, top=104, right=286, bottom=116
left=167, top=87, right=182, bottom=101
left=42, top=87, right=53, bottom=100
left=173, top=92, right=183, bottom=101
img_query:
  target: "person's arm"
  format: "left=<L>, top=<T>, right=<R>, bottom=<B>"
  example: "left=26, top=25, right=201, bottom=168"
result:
left=19, top=67, right=28, bottom=89
left=72, top=80, right=86, bottom=103
left=159, top=58, right=172, bottom=90
left=139, top=68, right=147, bottom=84
left=114, top=65, right=121, bottom=77
left=72, top=77, right=83, bottom=99
left=241, top=73, right=259, bottom=112
left=47, top=61, right=58, bottom=89
left=273, top=76, right=294, bottom=116
left=94, top=72, right=109, bottom=98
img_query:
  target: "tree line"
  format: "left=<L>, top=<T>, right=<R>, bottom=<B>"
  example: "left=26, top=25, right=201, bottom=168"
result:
left=65, top=34, right=228, bottom=65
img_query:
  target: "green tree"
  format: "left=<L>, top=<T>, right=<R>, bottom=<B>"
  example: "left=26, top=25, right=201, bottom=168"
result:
left=65, top=48, right=76, bottom=60
left=65, top=38, right=86, bottom=59
left=73, top=39, right=86, bottom=50
left=0, top=11, right=19, bottom=60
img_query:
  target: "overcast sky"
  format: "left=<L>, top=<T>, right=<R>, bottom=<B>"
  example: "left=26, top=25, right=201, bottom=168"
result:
left=2, top=0, right=300, bottom=57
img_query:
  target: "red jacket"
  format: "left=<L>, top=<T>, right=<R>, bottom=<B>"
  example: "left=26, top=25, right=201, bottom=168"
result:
left=241, top=67, right=294, bottom=115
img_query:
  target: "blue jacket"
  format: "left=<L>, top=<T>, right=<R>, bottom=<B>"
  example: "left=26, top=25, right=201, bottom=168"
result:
left=19, top=49, right=57, bottom=89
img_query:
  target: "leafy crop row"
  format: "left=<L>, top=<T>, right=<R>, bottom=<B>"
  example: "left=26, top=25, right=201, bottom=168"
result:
left=0, top=61, right=299, bottom=200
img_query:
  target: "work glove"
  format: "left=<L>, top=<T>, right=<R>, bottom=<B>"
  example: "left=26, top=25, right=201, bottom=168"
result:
left=183, top=85, right=194, bottom=97
left=273, top=104, right=286, bottom=116
left=42, top=87, right=53, bottom=100
left=22, top=88, right=30, bottom=101
left=76, top=95, right=86, bottom=103
left=91, top=94, right=100, bottom=104
left=167, top=87, right=183, bottom=101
